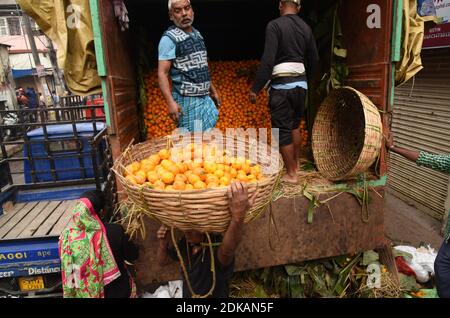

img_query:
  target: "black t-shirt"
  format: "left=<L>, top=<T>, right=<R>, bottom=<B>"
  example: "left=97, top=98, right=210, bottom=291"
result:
left=103, top=223, right=139, bottom=298
left=252, top=14, right=320, bottom=93
left=168, top=237, right=234, bottom=298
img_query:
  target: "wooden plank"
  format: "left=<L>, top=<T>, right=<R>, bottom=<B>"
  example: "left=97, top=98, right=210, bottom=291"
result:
left=0, top=203, right=26, bottom=230
left=4, top=201, right=51, bottom=239
left=17, top=201, right=62, bottom=239
left=33, top=200, right=76, bottom=237
left=49, top=201, right=78, bottom=236
left=0, top=202, right=39, bottom=239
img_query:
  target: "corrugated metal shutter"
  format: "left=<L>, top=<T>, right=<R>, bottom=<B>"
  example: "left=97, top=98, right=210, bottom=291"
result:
left=389, top=48, right=450, bottom=221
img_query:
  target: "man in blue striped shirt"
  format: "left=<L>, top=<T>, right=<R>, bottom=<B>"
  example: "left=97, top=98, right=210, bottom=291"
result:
left=158, top=0, right=221, bottom=132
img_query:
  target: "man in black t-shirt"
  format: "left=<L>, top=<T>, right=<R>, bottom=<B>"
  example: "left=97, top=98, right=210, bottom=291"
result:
left=249, top=0, right=319, bottom=184
left=156, top=182, right=252, bottom=298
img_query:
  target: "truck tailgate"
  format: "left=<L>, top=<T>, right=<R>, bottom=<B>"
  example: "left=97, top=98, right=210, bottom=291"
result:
left=0, top=200, right=77, bottom=282
left=0, top=200, right=77, bottom=239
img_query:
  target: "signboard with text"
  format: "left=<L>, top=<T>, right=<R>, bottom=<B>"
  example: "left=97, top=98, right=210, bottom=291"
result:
left=423, top=0, right=450, bottom=48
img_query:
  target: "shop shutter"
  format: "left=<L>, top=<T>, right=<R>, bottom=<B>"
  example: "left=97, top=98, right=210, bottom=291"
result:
left=389, top=48, right=450, bottom=220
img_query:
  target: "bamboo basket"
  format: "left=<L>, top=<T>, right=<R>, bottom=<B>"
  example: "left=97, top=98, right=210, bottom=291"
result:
left=312, top=87, right=382, bottom=181
left=113, top=133, right=283, bottom=233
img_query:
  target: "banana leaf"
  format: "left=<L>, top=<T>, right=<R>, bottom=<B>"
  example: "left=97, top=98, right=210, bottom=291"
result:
left=334, top=253, right=362, bottom=295
left=362, top=250, right=379, bottom=266
left=303, top=189, right=320, bottom=224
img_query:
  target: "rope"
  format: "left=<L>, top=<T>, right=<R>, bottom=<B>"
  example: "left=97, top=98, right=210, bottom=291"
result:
left=171, top=227, right=216, bottom=298
left=268, top=203, right=280, bottom=252
left=360, top=174, right=370, bottom=223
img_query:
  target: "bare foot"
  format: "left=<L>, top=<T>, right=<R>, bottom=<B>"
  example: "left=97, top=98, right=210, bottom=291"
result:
left=281, top=173, right=298, bottom=184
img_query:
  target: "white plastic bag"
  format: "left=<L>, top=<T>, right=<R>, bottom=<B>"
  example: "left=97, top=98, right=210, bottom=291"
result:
left=141, top=280, right=183, bottom=298
left=394, top=245, right=437, bottom=283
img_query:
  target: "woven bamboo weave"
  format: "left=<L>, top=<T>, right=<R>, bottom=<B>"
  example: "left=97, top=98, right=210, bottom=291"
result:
left=312, top=87, right=382, bottom=181
left=113, top=133, right=283, bottom=232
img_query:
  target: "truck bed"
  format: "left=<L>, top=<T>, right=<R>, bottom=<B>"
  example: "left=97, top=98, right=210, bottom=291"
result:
left=0, top=200, right=77, bottom=239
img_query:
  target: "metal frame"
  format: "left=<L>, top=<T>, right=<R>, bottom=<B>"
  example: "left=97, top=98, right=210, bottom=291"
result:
left=0, top=99, right=113, bottom=199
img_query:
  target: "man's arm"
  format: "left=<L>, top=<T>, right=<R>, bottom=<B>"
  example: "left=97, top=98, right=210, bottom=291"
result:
left=217, top=182, right=252, bottom=266
left=387, top=132, right=420, bottom=162
left=158, top=60, right=182, bottom=123
left=156, top=225, right=172, bottom=266
left=387, top=133, right=450, bottom=173
left=251, top=23, right=279, bottom=95
left=209, top=82, right=221, bottom=108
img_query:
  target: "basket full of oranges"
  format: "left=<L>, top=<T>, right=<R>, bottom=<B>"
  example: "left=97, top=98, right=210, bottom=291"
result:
left=113, top=133, right=283, bottom=233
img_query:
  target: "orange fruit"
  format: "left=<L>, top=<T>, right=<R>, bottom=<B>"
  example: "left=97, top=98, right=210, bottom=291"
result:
left=140, top=163, right=155, bottom=173
left=175, top=174, right=187, bottom=183
left=173, top=180, right=186, bottom=191
left=185, top=184, right=194, bottom=190
left=193, top=167, right=206, bottom=181
left=237, top=173, right=248, bottom=182
left=204, top=161, right=217, bottom=174
left=156, top=167, right=167, bottom=178
left=214, top=169, right=225, bottom=178
left=148, top=154, right=161, bottom=166
left=193, top=180, right=207, bottom=189
left=206, top=174, right=219, bottom=184
left=207, top=182, right=218, bottom=189
left=125, top=175, right=137, bottom=185
left=135, top=170, right=147, bottom=179
left=158, top=149, right=170, bottom=160
left=134, top=174, right=146, bottom=185
left=161, top=159, right=173, bottom=170
left=232, top=157, right=245, bottom=170
left=219, top=176, right=230, bottom=186
left=147, top=171, right=159, bottom=183
left=242, top=163, right=251, bottom=174
left=130, top=161, right=141, bottom=173
left=167, top=164, right=180, bottom=175
left=165, top=185, right=174, bottom=191
left=188, top=174, right=201, bottom=185
left=176, top=162, right=187, bottom=173
left=161, top=172, right=175, bottom=184
left=124, top=164, right=134, bottom=176
left=153, top=180, right=165, bottom=190
left=184, top=160, right=196, bottom=171
left=250, top=165, right=261, bottom=176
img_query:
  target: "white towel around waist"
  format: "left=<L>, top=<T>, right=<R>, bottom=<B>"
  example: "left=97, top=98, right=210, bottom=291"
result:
left=272, top=62, right=306, bottom=78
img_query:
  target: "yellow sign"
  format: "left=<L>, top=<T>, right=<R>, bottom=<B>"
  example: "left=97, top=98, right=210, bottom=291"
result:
left=18, top=276, right=45, bottom=291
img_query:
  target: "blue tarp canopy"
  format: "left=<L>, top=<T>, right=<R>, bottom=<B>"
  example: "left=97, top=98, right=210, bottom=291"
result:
left=12, top=68, right=34, bottom=79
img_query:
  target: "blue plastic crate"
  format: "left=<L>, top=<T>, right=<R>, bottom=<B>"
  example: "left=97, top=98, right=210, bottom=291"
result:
left=23, top=123, right=106, bottom=183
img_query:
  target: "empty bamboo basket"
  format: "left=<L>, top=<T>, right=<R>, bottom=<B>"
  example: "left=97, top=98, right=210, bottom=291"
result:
left=113, top=133, right=283, bottom=233
left=312, top=87, right=383, bottom=181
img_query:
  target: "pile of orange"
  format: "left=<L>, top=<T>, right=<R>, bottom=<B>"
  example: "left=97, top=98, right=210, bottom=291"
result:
left=123, top=143, right=265, bottom=191
left=143, top=60, right=271, bottom=139
left=210, top=60, right=271, bottom=131
left=143, top=72, right=177, bottom=138
left=299, top=119, right=309, bottom=147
